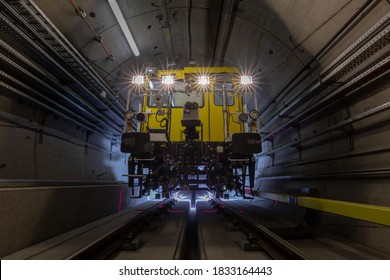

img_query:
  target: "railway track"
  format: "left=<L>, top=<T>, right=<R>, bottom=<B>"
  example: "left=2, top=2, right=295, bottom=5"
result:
left=3, top=196, right=388, bottom=260
left=2, top=199, right=175, bottom=259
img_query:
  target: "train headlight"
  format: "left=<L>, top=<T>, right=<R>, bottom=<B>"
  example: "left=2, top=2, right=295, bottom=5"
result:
left=197, top=75, right=210, bottom=85
left=240, top=75, right=253, bottom=85
left=249, top=110, right=260, bottom=120
left=124, top=110, right=135, bottom=120
left=162, top=75, right=174, bottom=85
left=239, top=112, right=248, bottom=122
left=132, top=75, right=145, bottom=85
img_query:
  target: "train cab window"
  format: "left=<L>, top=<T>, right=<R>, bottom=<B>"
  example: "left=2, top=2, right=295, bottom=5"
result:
left=172, top=91, right=203, bottom=107
left=147, top=80, right=203, bottom=107
left=214, top=82, right=234, bottom=106
left=148, top=92, right=170, bottom=107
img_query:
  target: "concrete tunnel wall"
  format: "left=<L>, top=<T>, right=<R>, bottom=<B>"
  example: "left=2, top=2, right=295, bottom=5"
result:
left=254, top=52, right=390, bottom=255
left=248, top=1, right=390, bottom=255
left=0, top=94, right=146, bottom=257
left=0, top=0, right=389, bottom=258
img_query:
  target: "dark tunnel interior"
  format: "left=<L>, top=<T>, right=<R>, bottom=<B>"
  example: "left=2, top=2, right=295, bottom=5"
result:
left=0, top=0, right=389, bottom=260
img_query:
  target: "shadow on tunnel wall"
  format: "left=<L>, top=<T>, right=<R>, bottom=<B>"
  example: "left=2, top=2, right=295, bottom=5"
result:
left=0, top=91, right=147, bottom=257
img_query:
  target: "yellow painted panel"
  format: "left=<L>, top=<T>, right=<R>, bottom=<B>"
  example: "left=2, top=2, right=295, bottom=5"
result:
left=296, top=196, right=390, bottom=226
left=169, top=103, right=210, bottom=142
left=182, top=67, right=239, bottom=74
left=209, top=93, right=225, bottom=142
left=142, top=96, right=210, bottom=142
left=140, top=67, right=244, bottom=142
left=258, top=191, right=390, bottom=226
left=140, top=108, right=163, bottom=132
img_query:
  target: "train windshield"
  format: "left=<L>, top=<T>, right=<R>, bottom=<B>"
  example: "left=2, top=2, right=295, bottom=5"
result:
left=147, top=79, right=203, bottom=107
left=214, top=82, right=234, bottom=106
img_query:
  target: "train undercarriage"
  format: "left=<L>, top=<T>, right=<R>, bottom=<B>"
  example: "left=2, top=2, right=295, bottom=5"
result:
left=121, top=131, right=261, bottom=199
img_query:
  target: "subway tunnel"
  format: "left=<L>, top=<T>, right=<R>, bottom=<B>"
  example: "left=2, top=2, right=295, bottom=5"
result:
left=0, top=0, right=389, bottom=259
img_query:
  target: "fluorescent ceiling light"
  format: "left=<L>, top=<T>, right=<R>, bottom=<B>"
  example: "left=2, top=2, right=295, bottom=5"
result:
left=162, top=75, right=174, bottom=85
left=107, top=0, right=140, bottom=56
left=198, top=75, right=210, bottom=85
left=132, top=75, right=144, bottom=84
left=240, top=75, right=253, bottom=85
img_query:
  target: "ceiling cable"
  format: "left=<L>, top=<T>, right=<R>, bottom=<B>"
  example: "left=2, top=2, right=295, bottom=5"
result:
left=68, top=0, right=122, bottom=75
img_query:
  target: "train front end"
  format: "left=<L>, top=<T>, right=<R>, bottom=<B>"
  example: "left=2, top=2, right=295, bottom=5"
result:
left=121, top=67, right=261, bottom=199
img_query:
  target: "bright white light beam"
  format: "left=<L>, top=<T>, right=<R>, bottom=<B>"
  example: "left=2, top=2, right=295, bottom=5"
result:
left=240, top=75, right=253, bottom=85
left=162, top=75, right=175, bottom=85
left=198, top=75, right=210, bottom=85
left=132, top=75, right=144, bottom=84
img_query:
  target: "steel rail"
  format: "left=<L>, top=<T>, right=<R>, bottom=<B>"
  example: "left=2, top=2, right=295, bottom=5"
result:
left=68, top=199, right=175, bottom=259
left=2, top=199, right=174, bottom=260
left=172, top=212, right=189, bottom=260
left=210, top=199, right=311, bottom=259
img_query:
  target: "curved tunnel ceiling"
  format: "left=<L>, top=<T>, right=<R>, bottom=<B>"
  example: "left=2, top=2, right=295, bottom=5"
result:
left=32, top=0, right=374, bottom=113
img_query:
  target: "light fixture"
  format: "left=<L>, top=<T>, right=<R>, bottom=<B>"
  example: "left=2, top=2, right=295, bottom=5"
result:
left=249, top=110, right=260, bottom=120
left=154, top=94, right=163, bottom=107
left=146, top=67, right=157, bottom=76
left=239, top=112, right=248, bottom=122
left=107, top=0, right=140, bottom=56
left=132, top=75, right=144, bottom=84
left=136, top=112, right=146, bottom=122
left=124, top=110, right=134, bottom=120
left=198, top=75, right=210, bottom=85
left=240, top=75, right=253, bottom=85
left=162, top=75, right=174, bottom=85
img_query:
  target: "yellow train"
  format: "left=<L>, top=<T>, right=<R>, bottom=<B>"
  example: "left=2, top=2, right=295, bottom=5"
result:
left=121, top=67, right=261, bottom=198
